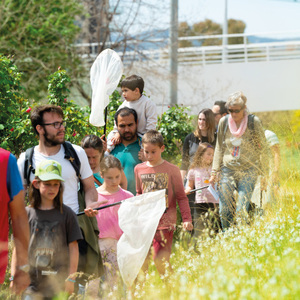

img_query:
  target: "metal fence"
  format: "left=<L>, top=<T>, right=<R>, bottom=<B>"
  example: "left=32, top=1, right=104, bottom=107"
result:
left=75, top=30, right=300, bottom=65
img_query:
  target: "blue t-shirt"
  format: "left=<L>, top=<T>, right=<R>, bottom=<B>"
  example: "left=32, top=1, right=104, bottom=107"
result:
left=93, top=172, right=104, bottom=188
left=111, top=138, right=142, bottom=195
left=7, top=153, right=24, bottom=201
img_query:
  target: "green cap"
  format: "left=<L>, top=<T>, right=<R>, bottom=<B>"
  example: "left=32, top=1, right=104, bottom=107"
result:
left=35, top=160, right=65, bottom=182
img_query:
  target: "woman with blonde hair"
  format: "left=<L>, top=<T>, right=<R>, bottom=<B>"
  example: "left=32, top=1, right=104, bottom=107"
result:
left=210, top=91, right=269, bottom=230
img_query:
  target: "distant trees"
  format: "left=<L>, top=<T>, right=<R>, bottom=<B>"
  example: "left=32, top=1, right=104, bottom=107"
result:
left=179, top=18, right=246, bottom=47
left=0, top=0, right=166, bottom=103
left=0, top=0, right=84, bottom=100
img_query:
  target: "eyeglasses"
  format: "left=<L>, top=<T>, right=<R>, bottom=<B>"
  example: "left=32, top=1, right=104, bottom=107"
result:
left=41, top=121, right=66, bottom=129
left=228, top=109, right=243, bottom=114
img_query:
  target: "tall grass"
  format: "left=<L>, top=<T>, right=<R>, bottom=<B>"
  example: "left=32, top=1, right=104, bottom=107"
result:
left=1, top=111, right=299, bottom=299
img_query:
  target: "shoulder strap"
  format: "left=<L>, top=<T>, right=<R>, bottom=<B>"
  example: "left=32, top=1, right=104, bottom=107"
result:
left=93, top=175, right=102, bottom=187
left=222, top=114, right=229, bottom=142
left=63, top=141, right=81, bottom=179
left=248, top=114, right=262, bottom=149
left=24, top=146, right=35, bottom=185
left=248, top=114, right=255, bottom=131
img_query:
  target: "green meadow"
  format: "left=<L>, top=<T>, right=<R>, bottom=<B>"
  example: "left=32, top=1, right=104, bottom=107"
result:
left=1, top=110, right=299, bottom=299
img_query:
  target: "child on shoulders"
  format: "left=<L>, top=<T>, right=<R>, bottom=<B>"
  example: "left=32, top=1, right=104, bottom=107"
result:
left=107, top=75, right=157, bottom=152
left=134, top=130, right=193, bottom=275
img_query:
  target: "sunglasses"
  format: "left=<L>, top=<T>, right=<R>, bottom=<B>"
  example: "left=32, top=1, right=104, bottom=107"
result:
left=228, top=108, right=243, bottom=113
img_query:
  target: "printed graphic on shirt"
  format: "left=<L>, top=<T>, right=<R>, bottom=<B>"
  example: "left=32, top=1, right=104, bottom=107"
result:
left=140, top=172, right=169, bottom=208
left=29, top=220, right=64, bottom=272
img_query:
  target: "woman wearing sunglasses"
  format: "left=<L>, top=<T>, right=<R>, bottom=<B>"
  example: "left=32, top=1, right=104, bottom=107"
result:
left=210, top=91, right=269, bottom=231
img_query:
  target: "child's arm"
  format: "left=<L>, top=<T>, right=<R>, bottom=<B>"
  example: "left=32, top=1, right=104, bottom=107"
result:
left=65, top=241, right=79, bottom=295
left=111, top=131, right=121, bottom=145
left=173, top=167, right=193, bottom=231
left=185, top=179, right=195, bottom=194
left=134, top=166, right=142, bottom=195
left=145, top=100, right=157, bottom=131
left=120, top=169, right=128, bottom=190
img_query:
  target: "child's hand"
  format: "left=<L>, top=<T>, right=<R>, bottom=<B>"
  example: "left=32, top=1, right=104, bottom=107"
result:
left=185, top=187, right=191, bottom=195
left=138, top=149, right=145, bottom=161
left=111, top=132, right=121, bottom=145
left=84, top=199, right=108, bottom=217
left=65, top=279, right=75, bottom=295
left=182, top=222, right=193, bottom=231
left=100, top=134, right=107, bottom=152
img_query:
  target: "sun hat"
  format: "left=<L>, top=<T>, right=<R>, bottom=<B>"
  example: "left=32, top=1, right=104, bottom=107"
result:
left=35, top=160, right=65, bottom=182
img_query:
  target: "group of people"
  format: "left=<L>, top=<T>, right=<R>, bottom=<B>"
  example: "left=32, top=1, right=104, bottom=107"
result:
left=0, top=74, right=280, bottom=298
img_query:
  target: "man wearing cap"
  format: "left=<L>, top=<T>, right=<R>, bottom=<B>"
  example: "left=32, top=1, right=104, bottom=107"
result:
left=0, top=148, right=30, bottom=295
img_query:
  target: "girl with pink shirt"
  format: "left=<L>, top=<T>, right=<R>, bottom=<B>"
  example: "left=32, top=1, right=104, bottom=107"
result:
left=185, top=143, right=220, bottom=238
left=95, top=155, right=133, bottom=282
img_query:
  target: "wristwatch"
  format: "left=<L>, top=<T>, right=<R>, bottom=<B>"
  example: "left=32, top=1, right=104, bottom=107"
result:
left=18, top=264, right=30, bottom=273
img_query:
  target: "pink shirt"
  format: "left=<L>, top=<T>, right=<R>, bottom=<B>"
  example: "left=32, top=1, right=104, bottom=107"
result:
left=96, top=188, right=134, bottom=240
left=187, top=167, right=218, bottom=204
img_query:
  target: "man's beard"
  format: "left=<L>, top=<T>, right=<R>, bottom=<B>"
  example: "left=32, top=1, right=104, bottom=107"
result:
left=120, top=131, right=136, bottom=142
left=43, top=129, right=65, bottom=147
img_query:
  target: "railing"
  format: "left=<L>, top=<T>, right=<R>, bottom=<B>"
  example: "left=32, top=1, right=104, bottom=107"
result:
left=75, top=30, right=300, bottom=65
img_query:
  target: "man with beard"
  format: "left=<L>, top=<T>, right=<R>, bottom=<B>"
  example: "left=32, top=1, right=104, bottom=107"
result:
left=17, top=105, right=105, bottom=293
left=17, top=105, right=99, bottom=215
left=110, top=107, right=144, bottom=195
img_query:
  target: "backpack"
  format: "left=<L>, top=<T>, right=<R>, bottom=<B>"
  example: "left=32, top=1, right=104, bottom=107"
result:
left=24, top=141, right=81, bottom=184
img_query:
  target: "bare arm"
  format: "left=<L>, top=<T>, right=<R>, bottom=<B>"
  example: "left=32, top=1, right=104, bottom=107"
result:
left=82, top=176, right=107, bottom=217
left=185, top=179, right=194, bottom=194
left=65, top=241, right=79, bottom=295
left=120, top=169, right=128, bottom=190
left=180, top=170, right=187, bottom=182
left=9, top=190, right=30, bottom=295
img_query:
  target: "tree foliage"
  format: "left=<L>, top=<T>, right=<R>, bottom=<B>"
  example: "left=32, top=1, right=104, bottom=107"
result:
left=179, top=18, right=246, bottom=47
left=0, top=0, right=85, bottom=100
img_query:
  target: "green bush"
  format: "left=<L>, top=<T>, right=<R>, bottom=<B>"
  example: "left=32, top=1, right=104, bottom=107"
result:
left=158, top=104, right=194, bottom=164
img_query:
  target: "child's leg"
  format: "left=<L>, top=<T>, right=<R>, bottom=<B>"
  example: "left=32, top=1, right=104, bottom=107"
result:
left=98, top=238, right=118, bottom=280
left=193, top=203, right=208, bottom=238
left=152, top=230, right=174, bottom=275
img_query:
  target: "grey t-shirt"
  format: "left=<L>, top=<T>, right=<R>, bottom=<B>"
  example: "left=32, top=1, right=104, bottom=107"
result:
left=26, top=204, right=82, bottom=297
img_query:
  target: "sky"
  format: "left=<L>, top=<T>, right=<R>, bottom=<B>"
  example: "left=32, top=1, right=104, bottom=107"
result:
left=178, top=0, right=300, bottom=37
left=126, top=0, right=300, bottom=39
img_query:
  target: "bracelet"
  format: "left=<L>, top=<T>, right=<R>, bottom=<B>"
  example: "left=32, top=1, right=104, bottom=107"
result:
left=9, top=276, right=14, bottom=281
left=67, top=278, right=76, bottom=283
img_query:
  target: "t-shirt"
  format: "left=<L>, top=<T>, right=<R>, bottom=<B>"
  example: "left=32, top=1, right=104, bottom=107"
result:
left=0, top=150, right=23, bottom=283
left=134, top=160, right=192, bottom=230
left=7, top=153, right=24, bottom=201
left=26, top=204, right=82, bottom=298
left=111, top=138, right=142, bottom=195
left=94, top=172, right=104, bottom=188
left=187, top=167, right=218, bottom=203
left=96, top=188, right=133, bottom=240
left=18, top=144, right=93, bottom=213
left=265, top=130, right=279, bottom=147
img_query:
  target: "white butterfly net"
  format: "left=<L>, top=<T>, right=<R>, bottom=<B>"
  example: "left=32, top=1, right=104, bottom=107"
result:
left=90, top=49, right=123, bottom=126
left=117, top=190, right=166, bottom=287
